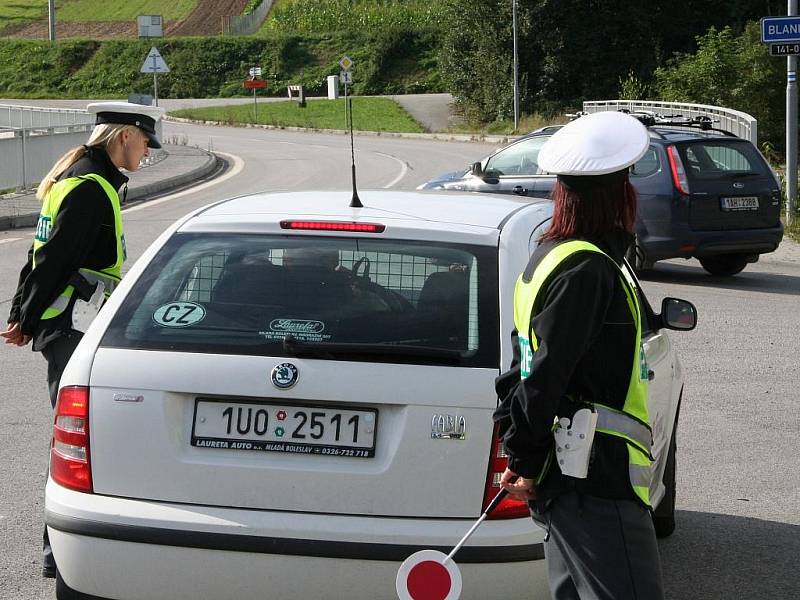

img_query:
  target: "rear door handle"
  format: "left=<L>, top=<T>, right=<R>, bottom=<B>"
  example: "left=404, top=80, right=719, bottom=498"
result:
left=648, top=369, right=655, bottom=381
left=512, top=185, right=528, bottom=196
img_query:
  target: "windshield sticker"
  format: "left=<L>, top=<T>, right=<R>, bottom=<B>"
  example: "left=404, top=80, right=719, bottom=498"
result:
left=259, top=318, right=332, bottom=342
left=153, top=302, right=206, bottom=328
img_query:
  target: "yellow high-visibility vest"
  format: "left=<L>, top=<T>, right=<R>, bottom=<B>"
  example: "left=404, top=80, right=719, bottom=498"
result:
left=513, top=240, right=653, bottom=506
left=33, top=174, right=125, bottom=321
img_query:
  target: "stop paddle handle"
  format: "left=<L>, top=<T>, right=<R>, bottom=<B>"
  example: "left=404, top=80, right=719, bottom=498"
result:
left=484, top=487, right=509, bottom=515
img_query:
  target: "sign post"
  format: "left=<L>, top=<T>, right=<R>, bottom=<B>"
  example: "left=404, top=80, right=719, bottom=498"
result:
left=247, top=66, right=264, bottom=121
left=763, top=11, right=800, bottom=225
left=140, top=47, right=170, bottom=107
left=339, top=55, right=354, bottom=128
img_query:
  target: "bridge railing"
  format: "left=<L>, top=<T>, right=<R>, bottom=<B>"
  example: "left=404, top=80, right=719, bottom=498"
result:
left=582, top=100, right=758, bottom=145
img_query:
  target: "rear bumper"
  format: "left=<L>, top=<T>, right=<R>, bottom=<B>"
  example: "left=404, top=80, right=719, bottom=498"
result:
left=47, top=479, right=546, bottom=600
left=640, top=222, right=784, bottom=261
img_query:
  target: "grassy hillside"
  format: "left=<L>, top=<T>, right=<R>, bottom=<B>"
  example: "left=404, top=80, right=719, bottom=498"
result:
left=56, top=0, right=196, bottom=22
left=0, top=0, right=196, bottom=31
left=0, top=0, right=46, bottom=29
left=0, top=32, right=442, bottom=98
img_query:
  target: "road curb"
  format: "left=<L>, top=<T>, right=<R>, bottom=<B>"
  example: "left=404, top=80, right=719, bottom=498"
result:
left=164, top=116, right=514, bottom=145
left=126, top=149, right=219, bottom=203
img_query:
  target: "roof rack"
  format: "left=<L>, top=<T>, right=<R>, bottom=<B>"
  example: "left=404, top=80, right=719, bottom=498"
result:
left=618, top=109, right=737, bottom=137
left=566, top=109, right=738, bottom=137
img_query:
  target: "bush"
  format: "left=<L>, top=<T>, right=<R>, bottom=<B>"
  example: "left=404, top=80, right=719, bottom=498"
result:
left=0, top=32, right=444, bottom=99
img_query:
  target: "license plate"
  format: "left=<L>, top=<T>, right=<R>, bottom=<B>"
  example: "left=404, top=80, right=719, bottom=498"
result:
left=191, top=399, right=377, bottom=458
left=720, top=196, right=759, bottom=211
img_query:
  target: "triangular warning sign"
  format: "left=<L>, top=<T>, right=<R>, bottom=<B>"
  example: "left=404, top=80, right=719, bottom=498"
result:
left=140, top=47, right=170, bottom=74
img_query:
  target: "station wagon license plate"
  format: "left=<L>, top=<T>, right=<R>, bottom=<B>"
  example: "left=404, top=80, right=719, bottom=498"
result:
left=720, top=196, right=759, bottom=211
left=191, top=399, right=377, bottom=458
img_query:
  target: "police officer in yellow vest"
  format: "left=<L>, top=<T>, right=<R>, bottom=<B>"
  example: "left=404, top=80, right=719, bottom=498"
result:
left=493, top=112, right=665, bottom=599
left=1, top=101, right=164, bottom=578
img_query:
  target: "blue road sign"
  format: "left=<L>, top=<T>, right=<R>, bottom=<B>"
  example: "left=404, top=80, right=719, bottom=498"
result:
left=762, top=16, right=800, bottom=43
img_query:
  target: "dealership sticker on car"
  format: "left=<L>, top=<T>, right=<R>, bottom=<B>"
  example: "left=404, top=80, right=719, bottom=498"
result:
left=720, top=196, right=759, bottom=211
left=258, top=318, right=332, bottom=343
left=152, top=302, right=206, bottom=327
left=191, top=399, right=377, bottom=458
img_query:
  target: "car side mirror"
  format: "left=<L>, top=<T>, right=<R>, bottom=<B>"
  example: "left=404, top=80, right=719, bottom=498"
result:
left=660, top=297, right=697, bottom=331
left=471, top=162, right=483, bottom=177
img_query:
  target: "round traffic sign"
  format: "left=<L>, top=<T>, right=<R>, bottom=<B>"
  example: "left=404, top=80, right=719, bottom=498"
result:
left=396, top=550, right=462, bottom=600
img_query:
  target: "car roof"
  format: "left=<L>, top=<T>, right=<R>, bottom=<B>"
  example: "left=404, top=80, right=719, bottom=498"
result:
left=179, top=190, right=546, bottom=237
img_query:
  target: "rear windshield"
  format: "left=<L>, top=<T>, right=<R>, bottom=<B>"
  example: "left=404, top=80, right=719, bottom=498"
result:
left=101, top=234, right=499, bottom=367
left=677, top=140, right=769, bottom=181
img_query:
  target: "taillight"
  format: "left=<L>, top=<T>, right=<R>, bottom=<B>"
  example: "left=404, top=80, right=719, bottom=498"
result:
left=280, top=220, right=385, bottom=233
left=667, top=145, right=690, bottom=195
left=483, top=425, right=530, bottom=519
left=51, top=386, right=92, bottom=493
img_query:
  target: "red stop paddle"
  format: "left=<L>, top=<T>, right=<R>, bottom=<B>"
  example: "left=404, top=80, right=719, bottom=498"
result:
left=395, top=488, right=510, bottom=600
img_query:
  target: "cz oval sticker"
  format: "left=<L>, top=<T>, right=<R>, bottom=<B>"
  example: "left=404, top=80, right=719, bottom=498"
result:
left=153, top=302, right=206, bottom=328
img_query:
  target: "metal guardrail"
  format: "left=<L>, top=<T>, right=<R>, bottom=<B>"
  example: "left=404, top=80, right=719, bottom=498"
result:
left=583, top=100, right=758, bottom=145
left=0, top=104, right=163, bottom=192
left=222, top=0, right=275, bottom=35
left=0, top=103, right=94, bottom=130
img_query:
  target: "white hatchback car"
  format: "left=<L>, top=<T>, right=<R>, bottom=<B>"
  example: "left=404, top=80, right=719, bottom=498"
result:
left=47, top=190, right=696, bottom=600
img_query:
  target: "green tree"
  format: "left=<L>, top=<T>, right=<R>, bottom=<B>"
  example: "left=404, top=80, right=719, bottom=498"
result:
left=439, top=0, right=777, bottom=122
left=655, top=22, right=784, bottom=148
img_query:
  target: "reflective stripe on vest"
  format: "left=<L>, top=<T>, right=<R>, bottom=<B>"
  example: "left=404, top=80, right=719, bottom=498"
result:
left=512, top=240, right=653, bottom=507
left=33, top=174, right=125, bottom=321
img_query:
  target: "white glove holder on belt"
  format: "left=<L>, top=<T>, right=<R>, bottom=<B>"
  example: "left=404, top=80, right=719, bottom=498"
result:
left=554, top=408, right=598, bottom=479
left=71, top=281, right=105, bottom=333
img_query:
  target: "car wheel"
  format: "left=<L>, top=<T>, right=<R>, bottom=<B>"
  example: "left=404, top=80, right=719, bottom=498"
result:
left=698, top=254, right=748, bottom=276
left=652, top=412, right=678, bottom=539
left=624, top=235, right=649, bottom=273
left=56, top=570, right=108, bottom=600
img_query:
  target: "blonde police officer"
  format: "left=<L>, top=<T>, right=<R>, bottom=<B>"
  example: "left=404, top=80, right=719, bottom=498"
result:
left=1, top=101, right=164, bottom=578
left=493, top=112, right=665, bottom=599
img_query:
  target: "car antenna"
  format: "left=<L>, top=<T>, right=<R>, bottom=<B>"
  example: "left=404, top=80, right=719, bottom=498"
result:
left=348, top=95, right=363, bottom=208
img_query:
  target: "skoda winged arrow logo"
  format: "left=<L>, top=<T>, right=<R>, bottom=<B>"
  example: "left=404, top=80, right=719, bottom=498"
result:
left=271, top=363, right=298, bottom=389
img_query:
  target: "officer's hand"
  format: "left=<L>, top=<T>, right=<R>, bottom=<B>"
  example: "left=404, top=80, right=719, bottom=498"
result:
left=1, top=322, right=31, bottom=347
left=500, top=467, right=536, bottom=502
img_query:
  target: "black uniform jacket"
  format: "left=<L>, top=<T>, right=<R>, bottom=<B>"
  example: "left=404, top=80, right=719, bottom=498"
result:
left=8, top=148, right=128, bottom=351
left=493, top=229, right=640, bottom=504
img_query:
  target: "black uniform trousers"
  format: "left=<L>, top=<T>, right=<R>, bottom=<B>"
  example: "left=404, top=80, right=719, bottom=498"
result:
left=41, top=331, right=83, bottom=408
left=539, top=491, right=665, bottom=600
left=39, top=330, right=83, bottom=575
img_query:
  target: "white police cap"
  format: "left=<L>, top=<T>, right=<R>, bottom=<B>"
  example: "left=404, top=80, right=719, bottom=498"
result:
left=538, top=111, right=649, bottom=177
left=86, top=102, right=166, bottom=149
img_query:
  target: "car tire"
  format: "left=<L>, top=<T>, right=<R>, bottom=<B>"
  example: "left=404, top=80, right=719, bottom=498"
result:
left=56, top=570, right=108, bottom=600
left=625, top=235, right=650, bottom=273
left=652, top=409, right=679, bottom=539
left=698, top=254, right=749, bottom=276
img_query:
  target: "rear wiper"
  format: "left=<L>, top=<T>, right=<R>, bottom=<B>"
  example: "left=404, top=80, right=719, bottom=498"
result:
left=728, top=172, right=760, bottom=178
left=282, top=335, right=463, bottom=362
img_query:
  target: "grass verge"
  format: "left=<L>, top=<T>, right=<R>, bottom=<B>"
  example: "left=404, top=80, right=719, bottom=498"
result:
left=170, top=97, right=426, bottom=133
left=447, top=113, right=565, bottom=136
left=784, top=216, right=800, bottom=242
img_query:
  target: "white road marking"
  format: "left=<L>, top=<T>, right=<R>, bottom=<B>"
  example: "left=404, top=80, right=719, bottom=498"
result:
left=372, top=151, right=409, bottom=188
left=0, top=237, right=23, bottom=245
left=123, top=151, right=245, bottom=213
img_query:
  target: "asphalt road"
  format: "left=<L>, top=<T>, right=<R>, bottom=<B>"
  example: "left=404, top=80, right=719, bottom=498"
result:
left=0, top=120, right=798, bottom=600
